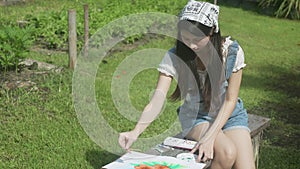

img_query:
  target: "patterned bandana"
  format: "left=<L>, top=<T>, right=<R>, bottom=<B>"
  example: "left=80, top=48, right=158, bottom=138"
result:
left=179, top=0, right=220, bottom=33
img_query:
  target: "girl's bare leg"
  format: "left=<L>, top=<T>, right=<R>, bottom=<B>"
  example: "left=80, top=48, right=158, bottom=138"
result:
left=186, top=123, right=237, bottom=169
left=224, top=129, right=256, bottom=169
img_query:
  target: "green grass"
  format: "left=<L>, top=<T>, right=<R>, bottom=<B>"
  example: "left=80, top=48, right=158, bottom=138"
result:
left=1, top=0, right=300, bottom=168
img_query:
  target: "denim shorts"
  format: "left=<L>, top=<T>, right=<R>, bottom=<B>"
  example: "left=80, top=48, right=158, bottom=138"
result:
left=193, top=98, right=250, bottom=132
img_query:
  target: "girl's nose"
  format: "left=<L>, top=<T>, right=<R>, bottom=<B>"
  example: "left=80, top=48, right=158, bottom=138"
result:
left=190, top=43, right=198, bottom=50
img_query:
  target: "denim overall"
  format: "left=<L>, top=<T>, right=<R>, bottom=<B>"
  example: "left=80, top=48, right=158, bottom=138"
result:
left=177, top=41, right=249, bottom=136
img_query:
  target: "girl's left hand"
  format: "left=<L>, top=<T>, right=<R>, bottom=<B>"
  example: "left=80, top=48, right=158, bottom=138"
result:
left=190, top=138, right=214, bottom=162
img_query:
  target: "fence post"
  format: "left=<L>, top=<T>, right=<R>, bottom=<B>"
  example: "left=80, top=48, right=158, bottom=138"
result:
left=84, top=4, right=89, bottom=57
left=68, top=9, right=77, bottom=70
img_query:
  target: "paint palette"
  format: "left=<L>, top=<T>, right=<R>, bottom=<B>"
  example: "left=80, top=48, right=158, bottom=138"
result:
left=176, top=153, right=197, bottom=163
left=163, top=137, right=197, bottom=150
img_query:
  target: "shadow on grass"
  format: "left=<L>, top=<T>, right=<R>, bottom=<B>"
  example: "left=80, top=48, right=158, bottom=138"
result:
left=243, top=64, right=300, bottom=149
left=218, top=0, right=276, bottom=17
left=260, top=145, right=300, bottom=169
left=243, top=64, right=300, bottom=120
left=85, top=150, right=119, bottom=169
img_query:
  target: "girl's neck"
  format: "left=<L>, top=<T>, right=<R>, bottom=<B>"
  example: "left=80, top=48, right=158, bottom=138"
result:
left=195, top=57, right=206, bottom=71
left=195, top=46, right=210, bottom=71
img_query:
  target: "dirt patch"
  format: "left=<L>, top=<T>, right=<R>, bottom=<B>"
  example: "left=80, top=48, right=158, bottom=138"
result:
left=0, top=33, right=163, bottom=93
left=0, top=59, right=63, bottom=97
left=106, top=33, right=165, bottom=56
left=0, top=0, right=26, bottom=6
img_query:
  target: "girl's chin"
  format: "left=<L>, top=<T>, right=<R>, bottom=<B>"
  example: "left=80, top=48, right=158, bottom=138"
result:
left=192, top=45, right=210, bottom=53
left=192, top=48, right=204, bottom=53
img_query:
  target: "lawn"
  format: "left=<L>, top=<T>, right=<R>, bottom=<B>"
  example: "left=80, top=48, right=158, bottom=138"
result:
left=1, top=0, right=299, bottom=168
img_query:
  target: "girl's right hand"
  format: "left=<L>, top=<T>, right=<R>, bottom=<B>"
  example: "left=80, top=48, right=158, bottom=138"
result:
left=118, top=131, right=139, bottom=151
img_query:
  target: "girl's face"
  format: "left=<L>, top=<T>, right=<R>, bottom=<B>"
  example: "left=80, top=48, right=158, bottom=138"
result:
left=180, top=30, right=210, bottom=52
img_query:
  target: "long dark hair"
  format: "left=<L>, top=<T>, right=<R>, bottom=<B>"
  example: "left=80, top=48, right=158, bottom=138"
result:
left=170, top=20, right=223, bottom=111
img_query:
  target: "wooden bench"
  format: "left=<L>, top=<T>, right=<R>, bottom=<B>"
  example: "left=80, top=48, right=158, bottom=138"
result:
left=146, top=114, right=270, bottom=169
left=248, top=114, right=270, bottom=168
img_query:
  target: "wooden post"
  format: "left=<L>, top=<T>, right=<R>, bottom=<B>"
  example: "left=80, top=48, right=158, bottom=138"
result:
left=68, top=9, right=77, bottom=70
left=84, top=4, right=89, bottom=57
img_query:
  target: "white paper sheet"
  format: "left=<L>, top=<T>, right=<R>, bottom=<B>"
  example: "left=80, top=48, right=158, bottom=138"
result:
left=102, top=151, right=206, bottom=169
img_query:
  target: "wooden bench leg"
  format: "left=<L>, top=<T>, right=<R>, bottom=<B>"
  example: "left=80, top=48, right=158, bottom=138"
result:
left=252, top=131, right=263, bottom=169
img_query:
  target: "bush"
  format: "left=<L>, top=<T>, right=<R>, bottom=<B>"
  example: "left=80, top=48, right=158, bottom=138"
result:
left=259, top=0, right=300, bottom=19
left=25, top=9, right=70, bottom=50
left=0, top=25, right=33, bottom=72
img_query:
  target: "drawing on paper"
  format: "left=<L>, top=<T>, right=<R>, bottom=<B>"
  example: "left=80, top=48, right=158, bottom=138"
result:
left=132, top=161, right=186, bottom=169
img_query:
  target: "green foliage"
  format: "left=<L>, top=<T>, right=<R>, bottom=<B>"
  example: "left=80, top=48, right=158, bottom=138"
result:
left=25, top=9, right=69, bottom=49
left=0, top=26, right=33, bottom=72
left=259, top=0, right=300, bottom=19
left=22, top=0, right=186, bottom=51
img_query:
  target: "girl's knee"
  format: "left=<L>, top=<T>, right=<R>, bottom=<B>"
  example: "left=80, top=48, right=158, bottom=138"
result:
left=214, top=142, right=237, bottom=167
left=223, top=145, right=237, bottom=162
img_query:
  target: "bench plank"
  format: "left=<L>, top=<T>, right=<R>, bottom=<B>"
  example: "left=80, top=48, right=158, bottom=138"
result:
left=248, top=113, right=270, bottom=137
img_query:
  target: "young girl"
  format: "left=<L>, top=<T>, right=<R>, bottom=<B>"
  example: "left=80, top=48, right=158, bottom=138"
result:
left=119, top=1, right=255, bottom=168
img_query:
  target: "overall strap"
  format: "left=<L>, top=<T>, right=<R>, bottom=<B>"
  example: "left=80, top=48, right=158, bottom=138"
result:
left=225, top=40, right=239, bottom=80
